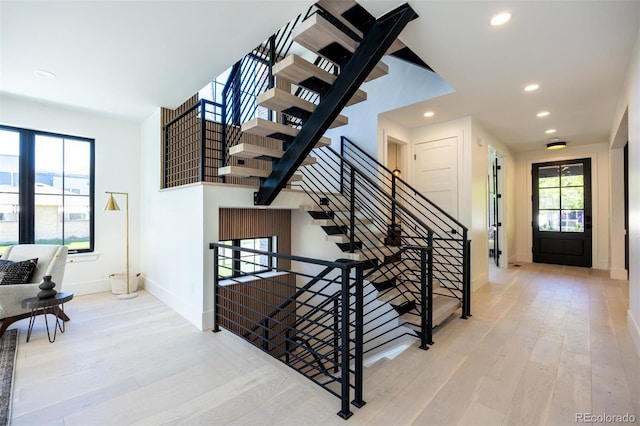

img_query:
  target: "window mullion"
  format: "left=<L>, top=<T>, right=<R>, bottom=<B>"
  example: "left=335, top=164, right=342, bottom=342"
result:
left=18, top=130, right=35, bottom=243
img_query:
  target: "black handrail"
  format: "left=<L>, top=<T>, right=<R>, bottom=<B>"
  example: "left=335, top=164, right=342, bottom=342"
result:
left=211, top=242, right=367, bottom=419
left=244, top=262, right=344, bottom=338
left=341, top=136, right=468, bottom=233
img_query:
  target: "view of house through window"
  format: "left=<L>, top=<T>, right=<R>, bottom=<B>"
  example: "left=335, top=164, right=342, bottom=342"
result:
left=218, top=236, right=276, bottom=278
left=0, top=126, right=95, bottom=254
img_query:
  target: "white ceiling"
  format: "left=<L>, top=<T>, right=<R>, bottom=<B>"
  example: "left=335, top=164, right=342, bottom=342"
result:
left=1, top=1, right=638, bottom=152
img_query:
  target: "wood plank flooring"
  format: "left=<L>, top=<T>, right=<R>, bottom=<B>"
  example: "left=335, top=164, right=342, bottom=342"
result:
left=8, top=262, right=639, bottom=425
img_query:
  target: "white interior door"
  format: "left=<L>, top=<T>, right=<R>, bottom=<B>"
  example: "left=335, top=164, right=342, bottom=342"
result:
left=413, top=137, right=458, bottom=217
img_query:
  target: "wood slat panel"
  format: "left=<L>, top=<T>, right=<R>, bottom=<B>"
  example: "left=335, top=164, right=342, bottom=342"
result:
left=218, top=208, right=293, bottom=357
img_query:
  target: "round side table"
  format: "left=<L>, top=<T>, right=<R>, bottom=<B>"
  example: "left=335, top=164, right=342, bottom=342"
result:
left=21, top=292, right=73, bottom=343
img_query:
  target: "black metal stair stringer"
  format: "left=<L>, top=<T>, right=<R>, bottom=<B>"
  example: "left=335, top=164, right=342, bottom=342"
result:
left=254, top=3, right=419, bottom=206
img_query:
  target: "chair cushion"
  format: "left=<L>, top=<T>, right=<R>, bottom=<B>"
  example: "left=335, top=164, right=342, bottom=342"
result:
left=0, top=258, right=38, bottom=285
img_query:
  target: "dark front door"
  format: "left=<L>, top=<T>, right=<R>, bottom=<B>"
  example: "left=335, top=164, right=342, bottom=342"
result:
left=532, top=158, right=592, bottom=267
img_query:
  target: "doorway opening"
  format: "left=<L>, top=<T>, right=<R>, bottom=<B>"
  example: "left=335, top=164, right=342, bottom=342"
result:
left=532, top=158, right=592, bottom=267
left=488, top=148, right=503, bottom=267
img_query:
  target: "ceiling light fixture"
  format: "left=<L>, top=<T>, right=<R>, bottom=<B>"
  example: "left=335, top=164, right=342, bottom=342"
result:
left=423, top=111, right=434, bottom=118
left=490, top=12, right=512, bottom=26
left=536, top=111, right=550, bottom=118
left=545, top=129, right=557, bottom=134
left=547, top=141, right=567, bottom=150
left=524, top=83, right=540, bottom=92
left=35, top=69, right=56, bottom=79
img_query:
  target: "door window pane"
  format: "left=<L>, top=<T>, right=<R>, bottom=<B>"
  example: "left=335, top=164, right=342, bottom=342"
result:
left=539, top=210, right=560, bottom=231
left=561, top=210, right=584, bottom=232
left=561, top=187, right=584, bottom=210
left=539, top=188, right=560, bottom=209
left=538, top=165, right=560, bottom=188
left=560, top=164, right=584, bottom=187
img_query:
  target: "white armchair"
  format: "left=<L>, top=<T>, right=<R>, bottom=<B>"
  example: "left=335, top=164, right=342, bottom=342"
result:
left=0, top=244, right=69, bottom=338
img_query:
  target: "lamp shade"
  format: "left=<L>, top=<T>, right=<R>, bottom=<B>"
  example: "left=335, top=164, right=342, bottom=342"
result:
left=546, top=141, right=567, bottom=150
left=104, top=193, right=120, bottom=211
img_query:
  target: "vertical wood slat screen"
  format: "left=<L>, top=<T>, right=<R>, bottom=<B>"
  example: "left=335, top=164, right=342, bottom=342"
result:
left=161, top=73, right=296, bottom=188
left=217, top=209, right=294, bottom=356
left=161, top=95, right=202, bottom=188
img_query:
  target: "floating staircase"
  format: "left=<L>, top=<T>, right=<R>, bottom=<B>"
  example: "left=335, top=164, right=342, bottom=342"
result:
left=210, top=1, right=470, bottom=420
left=299, top=196, right=462, bottom=336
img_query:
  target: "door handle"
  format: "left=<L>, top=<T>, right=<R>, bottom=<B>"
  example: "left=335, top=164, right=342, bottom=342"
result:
left=585, top=215, right=592, bottom=230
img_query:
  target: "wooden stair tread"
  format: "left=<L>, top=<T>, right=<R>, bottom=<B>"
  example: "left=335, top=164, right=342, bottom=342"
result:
left=292, top=13, right=388, bottom=82
left=341, top=246, right=396, bottom=261
left=325, top=230, right=383, bottom=244
left=229, top=143, right=316, bottom=165
left=218, top=166, right=302, bottom=181
left=376, top=287, right=404, bottom=304
left=400, top=295, right=461, bottom=327
left=315, top=0, right=406, bottom=55
left=241, top=118, right=330, bottom=147
left=311, top=217, right=373, bottom=227
left=300, top=204, right=349, bottom=213
left=257, top=88, right=348, bottom=128
left=273, top=54, right=367, bottom=106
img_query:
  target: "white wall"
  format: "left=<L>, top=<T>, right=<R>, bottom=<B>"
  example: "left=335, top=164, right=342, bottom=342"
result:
left=410, top=117, right=489, bottom=290
left=140, top=111, right=311, bottom=330
left=472, top=120, right=515, bottom=270
left=513, top=143, right=610, bottom=270
left=325, top=56, right=453, bottom=155
left=611, top=28, right=640, bottom=355
left=0, top=95, right=142, bottom=295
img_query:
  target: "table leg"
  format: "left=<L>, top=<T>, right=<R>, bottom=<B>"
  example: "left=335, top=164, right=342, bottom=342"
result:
left=26, top=308, right=37, bottom=342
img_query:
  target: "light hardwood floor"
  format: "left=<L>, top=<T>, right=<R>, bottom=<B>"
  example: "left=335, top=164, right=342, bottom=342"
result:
left=8, top=262, right=640, bottom=425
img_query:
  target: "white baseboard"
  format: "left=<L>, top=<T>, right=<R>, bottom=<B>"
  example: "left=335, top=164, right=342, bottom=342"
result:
left=629, top=310, right=640, bottom=357
left=472, top=272, right=489, bottom=291
left=144, top=278, right=204, bottom=331
left=64, top=279, right=111, bottom=296
left=202, top=308, right=215, bottom=331
left=610, top=268, right=629, bottom=280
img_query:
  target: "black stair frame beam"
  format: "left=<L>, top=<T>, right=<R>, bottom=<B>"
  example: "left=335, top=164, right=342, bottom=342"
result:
left=254, top=3, right=418, bottom=206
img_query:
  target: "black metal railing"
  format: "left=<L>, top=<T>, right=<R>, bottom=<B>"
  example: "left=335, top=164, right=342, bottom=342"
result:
left=220, top=6, right=318, bottom=171
left=210, top=243, right=370, bottom=419
left=341, top=136, right=471, bottom=318
left=163, top=99, right=223, bottom=187
left=292, top=146, right=450, bottom=355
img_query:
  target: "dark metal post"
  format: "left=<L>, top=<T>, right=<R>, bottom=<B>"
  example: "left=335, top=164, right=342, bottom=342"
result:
left=200, top=100, right=206, bottom=182
left=427, top=234, right=434, bottom=344
left=352, top=265, right=366, bottom=407
left=163, top=124, right=169, bottom=188
left=340, top=136, right=346, bottom=194
left=349, top=167, right=356, bottom=253
left=337, top=267, right=353, bottom=420
left=419, top=246, right=429, bottom=349
left=213, top=246, right=220, bottom=332
left=391, top=174, right=397, bottom=226
left=285, top=328, right=291, bottom=364
left=462, top=235, right=472, bottom=318
left=333, top=297, right=339, bottom=374
left=262, top=318, right=269, bottom=351
left=268, top=35, right=276, bottom=121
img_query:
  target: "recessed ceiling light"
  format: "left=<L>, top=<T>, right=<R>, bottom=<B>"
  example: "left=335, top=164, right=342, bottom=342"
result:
left=490, top=12, right=512, bottom=26
left=423, top=111, right=435, bottom=118
left=545, top=129, right=557, bottom=134
left=35, top=69, right=56, bottom=78
left=536, top=111, right=550, bottom=118
left=524, top=83, right=540, bottom=92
